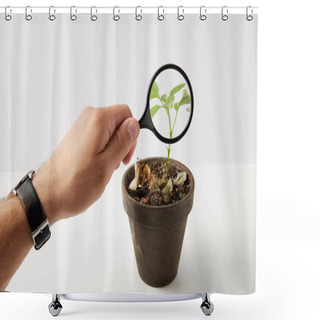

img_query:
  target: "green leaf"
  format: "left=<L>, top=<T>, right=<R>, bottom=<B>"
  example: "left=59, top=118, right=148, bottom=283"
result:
left=174, top=89, right=191, bottom=111
left=150, top=105, right=161, bottom=118
left=170, top=83, right=186, bottom=97
left=161, top=94, right=167, bottom=103
left=165, top=95, right=175, bottom=109
left=150, top=82, right=160, bottom=100
left=178, top=89, right=191, bottom=107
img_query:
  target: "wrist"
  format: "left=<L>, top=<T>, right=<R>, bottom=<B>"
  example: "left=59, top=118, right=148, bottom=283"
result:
left=8, top=170, right=53, bottom=250
left=32, top=169, right=60, bottom=226
left=5, top=194, right=33, bottom=247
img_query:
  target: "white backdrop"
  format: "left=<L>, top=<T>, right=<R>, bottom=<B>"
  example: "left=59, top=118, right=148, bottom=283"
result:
left=0, top=10, right=257, bottom=294
left=1, top=0, right=320, bottom=319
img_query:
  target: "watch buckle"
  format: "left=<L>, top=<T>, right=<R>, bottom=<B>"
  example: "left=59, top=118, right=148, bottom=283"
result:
left=32, top=219, right=51, bottom=250
left=11, top=170, right=35, bottom=195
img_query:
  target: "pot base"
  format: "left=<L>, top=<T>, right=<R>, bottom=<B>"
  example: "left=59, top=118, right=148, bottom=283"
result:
left=129, top=218, right=188, bottom=288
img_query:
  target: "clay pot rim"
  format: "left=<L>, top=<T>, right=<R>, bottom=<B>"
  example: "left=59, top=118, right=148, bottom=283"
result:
left=122, top=157, right=194, bottom=211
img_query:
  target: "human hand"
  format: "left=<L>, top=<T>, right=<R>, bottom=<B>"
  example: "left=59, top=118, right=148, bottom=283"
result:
left=32, top=105, right=139, bottom=225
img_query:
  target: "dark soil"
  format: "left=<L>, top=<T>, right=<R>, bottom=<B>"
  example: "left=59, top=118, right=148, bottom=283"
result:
left=127, top=159, right=191, bottom=206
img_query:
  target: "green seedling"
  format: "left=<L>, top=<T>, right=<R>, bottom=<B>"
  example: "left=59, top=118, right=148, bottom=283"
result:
left=150, top=81, right=191, bottom=182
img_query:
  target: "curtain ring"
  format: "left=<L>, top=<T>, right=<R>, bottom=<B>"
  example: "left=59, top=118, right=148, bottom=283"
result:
left=135, top=6, right=142, bottom=21
left=113, top=6, right=120, bottom=21
left=221, top=6, right=228, bottom=21
left=157, top=6, right=164, bottom=21
left=177, top=6, right=184, bottom=21
left=4, top=6, right=12, bottom=21
left=70, top=6, right=77, bottom=21
left=200, top=6, right=207, bottom=21
left=246, top=6, right=253, bottom=21
left=49, top=6, right=56, bottom=21
left=90, top=6, right=97, bottom=21
left=25, top=6, right=32, bottom=21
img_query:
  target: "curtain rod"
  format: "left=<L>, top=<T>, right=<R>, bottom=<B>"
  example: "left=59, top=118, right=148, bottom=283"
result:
left=0, top=6, right=259, bottom=12
left=0, top=6, right=259, bottom=21
left=0, top=6, right=259, bottom=9
left=0, top=6, right=258, bottom=22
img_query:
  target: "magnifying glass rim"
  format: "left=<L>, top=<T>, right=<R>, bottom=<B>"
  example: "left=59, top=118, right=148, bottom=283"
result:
left=145, top=63, right=194, bottom=144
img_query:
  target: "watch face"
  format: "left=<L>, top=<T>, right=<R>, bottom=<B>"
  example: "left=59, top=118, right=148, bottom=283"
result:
left=33, top=225, right=51, bottom=250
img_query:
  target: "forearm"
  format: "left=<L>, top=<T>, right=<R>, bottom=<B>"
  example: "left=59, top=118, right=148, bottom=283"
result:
left=0, top=165, right=60, bottom=291
left=0, top=105, right=139, bottom=291
left=0, top=195, right=33, bottom=291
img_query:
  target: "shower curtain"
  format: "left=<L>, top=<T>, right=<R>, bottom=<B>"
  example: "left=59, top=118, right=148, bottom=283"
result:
left=0, top=7, right=257, bottom=294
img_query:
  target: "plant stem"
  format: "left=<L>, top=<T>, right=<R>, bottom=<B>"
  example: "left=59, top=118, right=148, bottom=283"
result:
left=166, top=114, right=175, bottom=172
left=172, top=109, right=179, bottom=133
left=166, top=142, right=171, bottom=170
left=162, top=109, right=172, bottom=183
left=165, top=108, right=172, bottom=135
left=164, top=109, right=179, bottom=180
left=162, top=100, right=176, bottom=184
left=162, top=143, right=171, bottom=183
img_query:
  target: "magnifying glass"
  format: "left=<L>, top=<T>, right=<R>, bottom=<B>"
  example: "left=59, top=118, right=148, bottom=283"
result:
left=138, top=64, right=194, bottom=144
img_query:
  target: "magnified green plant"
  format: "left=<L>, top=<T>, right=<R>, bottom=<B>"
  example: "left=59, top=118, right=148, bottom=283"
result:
left=150, top=81, right=191, bottom=181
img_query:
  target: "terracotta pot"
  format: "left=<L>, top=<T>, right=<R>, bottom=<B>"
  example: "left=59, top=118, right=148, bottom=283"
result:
left=122, top=157, right=195, bottom=287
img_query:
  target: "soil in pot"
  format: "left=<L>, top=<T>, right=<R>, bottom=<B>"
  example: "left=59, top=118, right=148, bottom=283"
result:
left=126, top=158, right=191, bottom=206
left=122, top=157, right=194, bottom=288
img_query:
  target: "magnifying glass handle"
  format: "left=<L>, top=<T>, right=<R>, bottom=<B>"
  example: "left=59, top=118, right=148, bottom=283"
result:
left=138, top=108, right=153, bottom=131
left=138, top=113, right=180, bottom=144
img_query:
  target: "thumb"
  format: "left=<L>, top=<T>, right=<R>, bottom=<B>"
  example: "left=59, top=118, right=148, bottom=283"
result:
left=103, top=118, right=139, bottom=170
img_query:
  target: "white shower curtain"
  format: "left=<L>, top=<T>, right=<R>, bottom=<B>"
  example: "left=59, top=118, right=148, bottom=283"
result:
left=0, top=9, right=257, bottom=294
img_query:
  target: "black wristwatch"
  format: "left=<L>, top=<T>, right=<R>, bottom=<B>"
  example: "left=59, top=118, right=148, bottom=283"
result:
left=11, top=170, right=51, bottom=250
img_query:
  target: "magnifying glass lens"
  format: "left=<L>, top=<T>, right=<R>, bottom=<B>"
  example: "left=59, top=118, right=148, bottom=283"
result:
left=149, top=68, right=192, bottom=140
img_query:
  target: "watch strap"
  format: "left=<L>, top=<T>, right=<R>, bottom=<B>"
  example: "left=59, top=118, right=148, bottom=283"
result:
left=15, top=173, right=51, bottom=250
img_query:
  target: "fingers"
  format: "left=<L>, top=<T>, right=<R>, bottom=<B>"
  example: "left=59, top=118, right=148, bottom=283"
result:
left=102, top=118, right=140, bottom=170
left=122, top=141, right=137, bottom=165
left=98, top=104, right=133, bottom=133
left=84, top=105, right=133, bottom=155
